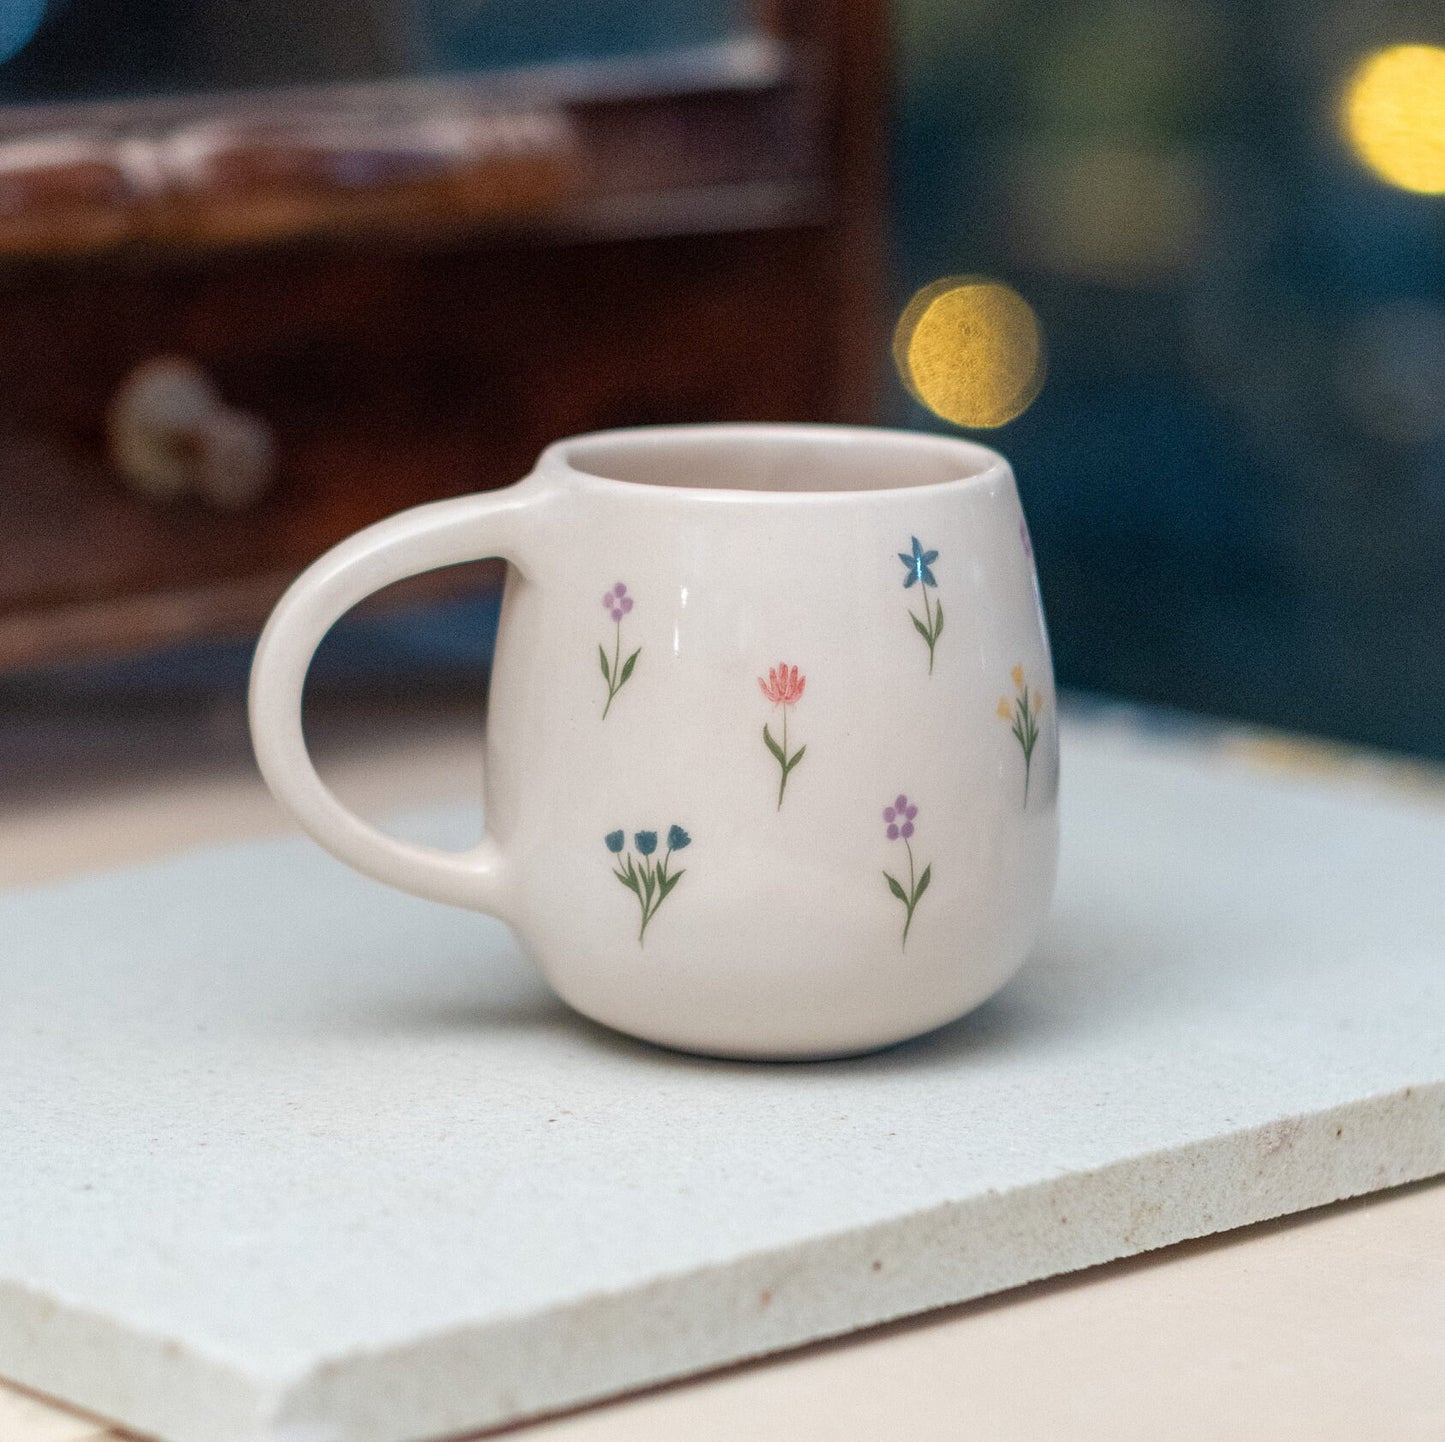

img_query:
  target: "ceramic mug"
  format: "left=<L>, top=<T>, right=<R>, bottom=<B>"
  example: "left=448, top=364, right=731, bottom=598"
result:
left=249, top=424, right=1058, bottom=1058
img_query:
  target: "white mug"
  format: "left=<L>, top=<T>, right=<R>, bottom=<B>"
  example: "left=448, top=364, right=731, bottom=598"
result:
left=249, top=424, right=1058, bottom=1058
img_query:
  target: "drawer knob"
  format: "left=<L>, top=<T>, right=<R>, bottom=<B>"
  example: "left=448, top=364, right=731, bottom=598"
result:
left=107, top=356, right=276, bottom=510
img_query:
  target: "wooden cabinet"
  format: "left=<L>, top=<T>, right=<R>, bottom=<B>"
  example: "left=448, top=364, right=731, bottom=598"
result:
left=0, top=0, right=885, bottom=670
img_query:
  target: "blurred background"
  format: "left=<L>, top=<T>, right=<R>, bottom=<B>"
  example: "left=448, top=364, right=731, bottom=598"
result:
left=1, top=0, right=1443, bottom=821
left=895, top=0, right=1445, bottom=756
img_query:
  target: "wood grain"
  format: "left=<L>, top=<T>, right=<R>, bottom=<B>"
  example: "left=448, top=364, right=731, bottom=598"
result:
left=0, top=1377, right=124, bottom=1441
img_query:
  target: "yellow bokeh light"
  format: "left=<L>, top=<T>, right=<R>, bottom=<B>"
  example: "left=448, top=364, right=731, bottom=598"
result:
left=1343, top=44, right=1445, bottom=194
left=893, top=278, right=1045, bottom=428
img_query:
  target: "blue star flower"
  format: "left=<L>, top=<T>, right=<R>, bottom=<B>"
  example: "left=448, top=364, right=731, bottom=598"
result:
left=604, top=830, right=625, bottom=853
left=634, top=830, right=658, bottom=856
left=898, top=536, right=939, bottom=589
left=667, top=824, right=691, bottom=851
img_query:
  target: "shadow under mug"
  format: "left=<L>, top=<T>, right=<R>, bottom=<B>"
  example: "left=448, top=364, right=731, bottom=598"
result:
left=249, top=423, right=1059, bottom=1059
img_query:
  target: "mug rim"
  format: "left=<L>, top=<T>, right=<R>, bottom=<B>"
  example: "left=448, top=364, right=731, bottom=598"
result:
left=541, top=423, right=1011, bottom=502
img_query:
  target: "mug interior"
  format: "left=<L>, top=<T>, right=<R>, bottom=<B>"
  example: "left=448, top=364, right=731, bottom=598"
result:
left=561, top=426, right=1001, bottom=495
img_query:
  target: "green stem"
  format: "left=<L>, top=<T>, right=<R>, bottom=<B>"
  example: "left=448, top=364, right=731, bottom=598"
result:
left=778, top=707, right=789, bottom=809
left=926, top=591, right=936, bottom=675
left=902, top=839, right=917, bottom=946
left=637, top=855, right=652, bottom=942
left=1019, top=691, right=1038, bottom=805
left=638, top=847, right=672, bottom=942
left=602, top=620, right=622, bottom=719
left=1020, top=691, right=1029, bottom=802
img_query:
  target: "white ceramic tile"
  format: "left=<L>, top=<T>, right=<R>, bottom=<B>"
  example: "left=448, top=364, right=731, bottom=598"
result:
left=1, top=719, right=1441, bottom=1442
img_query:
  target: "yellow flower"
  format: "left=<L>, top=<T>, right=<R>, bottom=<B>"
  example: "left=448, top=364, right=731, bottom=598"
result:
left=997, top=697, right=1012, bottom=719
left=1032, top=690, right=1044, bottom=712
left=1011, top=664, right=1024, bottom=688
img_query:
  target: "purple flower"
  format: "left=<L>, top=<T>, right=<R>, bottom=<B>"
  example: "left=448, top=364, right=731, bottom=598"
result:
left=602, top=582, right=634, bottom=623
left=883, top=794, right=918, bottom=840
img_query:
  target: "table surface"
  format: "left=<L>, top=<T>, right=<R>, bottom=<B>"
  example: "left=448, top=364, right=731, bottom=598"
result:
left=3, top=697, right=1443, bottom=1442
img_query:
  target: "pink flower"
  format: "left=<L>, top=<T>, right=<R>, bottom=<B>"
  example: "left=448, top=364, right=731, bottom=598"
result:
left=758, top=663, right=806, bottom=707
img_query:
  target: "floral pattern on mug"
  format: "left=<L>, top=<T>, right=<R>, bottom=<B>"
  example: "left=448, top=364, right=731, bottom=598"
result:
left=759, top=662, right=807, bottom=808
left=598, top=582, right=640, bottom=718
left=881, top=794, right=931, bottom=946
left=899, top=537, right=943, bottom=673
left=606, top=823, right=691, bottom=943
left=998, top=664, right=1044, bottom=804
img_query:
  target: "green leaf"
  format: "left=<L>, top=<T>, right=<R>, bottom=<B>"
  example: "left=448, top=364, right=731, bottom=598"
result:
left=785, top=743, right=807, bottom=772
left=932, top=601, right=944, bottom=640
left=914, top=864, right=932, bottom=903
left=884, top=872, right=908, bottom=903
left=763, top=723, right=786, bottom=765
left=640, top=865, right=656, bottom=906
left=598, top=644, right=611, bottom=683
left=619, top=648, right=640, bottom=685
left=659, top=868, right=686, bottom=900
left=909, top=611, right=932, bottom=642
left=613, top=866, right=640, bottom=895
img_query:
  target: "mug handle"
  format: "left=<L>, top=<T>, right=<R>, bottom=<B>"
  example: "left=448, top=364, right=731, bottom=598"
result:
left=248, top=488, right=540, bottom=916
